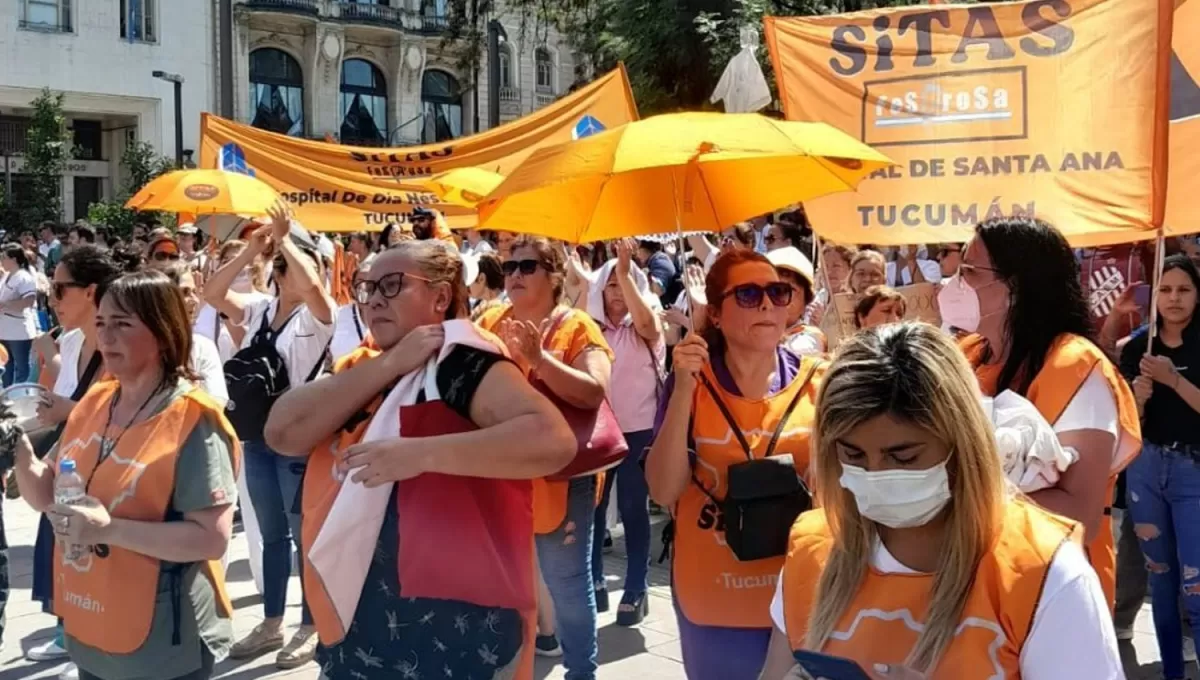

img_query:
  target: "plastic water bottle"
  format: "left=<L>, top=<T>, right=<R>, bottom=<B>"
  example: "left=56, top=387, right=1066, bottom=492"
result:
left=55, top=459, right=86, bottom=560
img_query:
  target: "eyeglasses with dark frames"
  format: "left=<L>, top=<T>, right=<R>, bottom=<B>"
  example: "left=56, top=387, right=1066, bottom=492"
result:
left=353, top=271, right=433, bottom=304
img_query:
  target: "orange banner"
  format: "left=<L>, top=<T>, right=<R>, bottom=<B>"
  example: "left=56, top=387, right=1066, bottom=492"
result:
left=1166, top=0, right=1200, bottom=234
left=765, top=0, right=1175, bottom=246
left=199, top=65, right=638, bottom=233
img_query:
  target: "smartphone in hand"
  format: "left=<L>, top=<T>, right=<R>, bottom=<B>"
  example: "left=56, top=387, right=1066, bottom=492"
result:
left=792, top=650, right=874, bottom=680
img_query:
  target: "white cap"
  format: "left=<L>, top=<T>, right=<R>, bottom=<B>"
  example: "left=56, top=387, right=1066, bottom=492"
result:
left=766, top=246, right=815, bottom=287
left=461, top=252, right=480, bottom=288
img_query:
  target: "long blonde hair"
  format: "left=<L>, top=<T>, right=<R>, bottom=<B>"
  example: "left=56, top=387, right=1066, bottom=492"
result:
left=804, top=322, right=1007, bottom=672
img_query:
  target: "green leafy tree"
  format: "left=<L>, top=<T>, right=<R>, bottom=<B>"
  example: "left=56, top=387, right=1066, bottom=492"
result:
left=87, top=141, right=176, bottom=237
left=20, top=88, right=72, bottom=227
left=444, top=0, right=926, bottom=116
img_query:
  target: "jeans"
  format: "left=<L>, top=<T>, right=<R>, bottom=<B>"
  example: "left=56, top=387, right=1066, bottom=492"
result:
left=242, top=439, right=311, bottom=624
left=591, top=429, right=652, bottom=601
left=1126, top=441, right=1200, bottom=680
left=1113, top=507, right=1148, bottom=632
left=536, top=476, right=598, bottom=680
left=1, top=339, right=31, bottom=386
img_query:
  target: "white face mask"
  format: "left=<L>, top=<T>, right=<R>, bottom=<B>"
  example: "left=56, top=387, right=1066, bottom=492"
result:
left=839, top=461, right=952, bottom=529
left=937, top=274, right=981, bottom=333
left=231, top=270, right=253, bottom=294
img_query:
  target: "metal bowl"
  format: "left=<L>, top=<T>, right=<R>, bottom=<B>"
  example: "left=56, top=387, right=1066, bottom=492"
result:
left=1, top=382, right=49, bottom=431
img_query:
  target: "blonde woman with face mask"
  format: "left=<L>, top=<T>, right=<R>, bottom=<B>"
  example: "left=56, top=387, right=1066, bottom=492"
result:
left=758, top=323, right=1121, bottom=680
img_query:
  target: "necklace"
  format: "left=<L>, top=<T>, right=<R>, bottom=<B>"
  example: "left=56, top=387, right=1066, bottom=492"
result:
left=98, top=381, right=170, bottom=464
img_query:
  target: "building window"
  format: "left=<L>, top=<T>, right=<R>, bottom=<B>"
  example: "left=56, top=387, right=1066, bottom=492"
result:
left=120, top=0, right=156, bottom=42
left=340, top=59, right=387, bottom=146
left=421, top=70, right=462, bottom=143
left=498, top=46, right=513, bottom=89
left=535, top=48, right=553, bottom=93
left=422, top=0, right=448, bottom=30
left=19, top=0, right=72, bottom=32
left=250, top=48, right=305, bottom=137
left=0, top=118, right=31, bottom=155
left=72, top=120, right=103, bottom=161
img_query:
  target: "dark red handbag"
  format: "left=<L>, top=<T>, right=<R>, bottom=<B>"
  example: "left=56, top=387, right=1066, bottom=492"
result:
left=537, top=309, right=629, bottom=481
left=396, top=399, right=535, bottom=612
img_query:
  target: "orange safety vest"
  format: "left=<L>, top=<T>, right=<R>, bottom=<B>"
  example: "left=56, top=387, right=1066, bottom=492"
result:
left=301, top=346, right=536, bottom=678
left=475, top=305, right=608, bottom=534
left=672, top=357, right=822, bottom=628
left=960, top=333, right=1141, bottom=608
left=781, top=500, right=1079, bottom=679
left=54, top=381, right=240, bottom=654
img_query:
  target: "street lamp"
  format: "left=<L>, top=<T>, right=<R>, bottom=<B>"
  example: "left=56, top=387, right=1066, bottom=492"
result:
left=152, top=70, right=185, bottom=167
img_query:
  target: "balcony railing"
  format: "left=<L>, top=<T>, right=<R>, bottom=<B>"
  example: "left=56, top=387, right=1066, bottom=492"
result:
left=241, top=0, right=320, bottom=15
left=499, top=86, right=519, bottom=102
left=238, top=0, right=449, bottom=33
left=535, top=92, right=556, bottom=109
left=337, top=1, right=405, bottom=25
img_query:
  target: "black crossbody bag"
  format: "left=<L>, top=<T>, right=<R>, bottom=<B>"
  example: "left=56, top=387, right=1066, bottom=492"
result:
left=691, top=361, right=819, bottom=562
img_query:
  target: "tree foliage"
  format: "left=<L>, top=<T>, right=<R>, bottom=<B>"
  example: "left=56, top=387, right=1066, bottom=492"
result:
left=86, top=141, right=175, bottom=237
left=20, top=88, right=72, bottom=227
left=443, top=0, right=924, bottom=116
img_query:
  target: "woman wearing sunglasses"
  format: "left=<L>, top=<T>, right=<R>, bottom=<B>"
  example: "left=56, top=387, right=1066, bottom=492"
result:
left=476, top=235, right=614, bottom=680
left=950, top=216, right=1141, bottom=611
left=645, top=249, right=824, bottom=679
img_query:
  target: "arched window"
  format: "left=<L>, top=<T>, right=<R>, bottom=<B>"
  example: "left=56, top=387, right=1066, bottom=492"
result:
left=340, top=58, right=387, bottom=146
left=535, top=48, right=553, bottom=93
left=249, top=48, right=304, bottom=137
left=421, top=69, right=462, bottom=143
left=498, top=45, right=513, bottom=89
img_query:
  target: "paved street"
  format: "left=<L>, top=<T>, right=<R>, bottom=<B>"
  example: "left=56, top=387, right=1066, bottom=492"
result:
left=0, top=497, right=1178, bottom=679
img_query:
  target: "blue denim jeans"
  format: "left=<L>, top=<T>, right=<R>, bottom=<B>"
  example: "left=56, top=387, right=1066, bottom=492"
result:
left=536, top=475, right=598, bottom=680
left=1126, top=441, right=1200, bottom=680
left=242, top=439, right=311, bottom=624
left=591, top=429, right=652, bottom=601
left=2, top=339, right=31, bottom=387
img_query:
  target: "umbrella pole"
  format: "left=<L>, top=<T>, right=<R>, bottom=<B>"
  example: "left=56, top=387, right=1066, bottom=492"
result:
left=1146, top=229, right=1166, bottom=352
left=671, top=171, right=694, bottom=334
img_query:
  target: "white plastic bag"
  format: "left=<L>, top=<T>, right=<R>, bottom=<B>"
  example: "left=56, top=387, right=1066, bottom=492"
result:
left=982, top=391, right=1078, bottom=493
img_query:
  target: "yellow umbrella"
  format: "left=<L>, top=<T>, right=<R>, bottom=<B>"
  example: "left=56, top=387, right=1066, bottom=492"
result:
left=477, top=112, right=894, bottom=243
left=419, top=167, right=505, bottom=209
left=126, top=169, right=280, bottom=216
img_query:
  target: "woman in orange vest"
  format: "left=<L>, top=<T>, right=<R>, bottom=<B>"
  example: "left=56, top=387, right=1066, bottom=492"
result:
left=12, top=270, right=241, bottom=680
left=939, top=216, right=1141, bottom=608
left=265, top=240, right=575, bottom=680
left=476, top=235, right=615, bottom=678
left=760, top=322, right=1121, bottom=680
left=645, top=249, right=823, bottom=679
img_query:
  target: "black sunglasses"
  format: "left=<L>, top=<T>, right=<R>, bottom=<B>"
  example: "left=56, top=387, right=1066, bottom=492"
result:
left=353, top=271, right=432, bottom=304
left=502, top=259, right=544, bottom=277
left=721, top=282, right=793, bottom=309
left=53, top=281, right=88, bottom=300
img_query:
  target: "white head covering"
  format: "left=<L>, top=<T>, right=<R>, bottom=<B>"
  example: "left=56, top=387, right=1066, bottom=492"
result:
left=584, top=258, right=656, bottom=328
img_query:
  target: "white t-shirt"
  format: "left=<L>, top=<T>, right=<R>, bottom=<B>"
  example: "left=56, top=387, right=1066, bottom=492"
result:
left=194, top=293, right=272, bottom=364
left=769, top=535, right=1122, bottom=679
left=53, top=328, right=89, bottom=398
left=191, top=334, right=227, bottom=407
left=1053, top=366, right=1119, bottom=439
left=0, top=269, right=39, bottom=340
left=239, top=298, right=333, bottom=385
left=462, top=240, right=495, bottom=257
left=330, top=304, right=367, bottom=362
